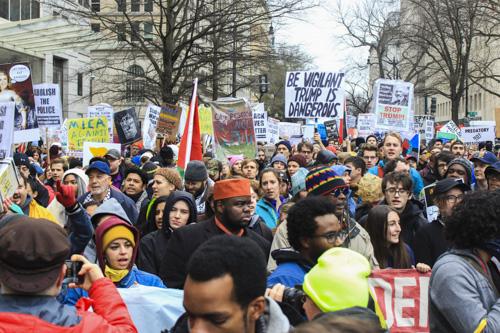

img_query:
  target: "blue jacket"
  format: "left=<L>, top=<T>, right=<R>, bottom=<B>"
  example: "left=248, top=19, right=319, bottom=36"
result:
left=256, top=197, right=286, bottom=229
left=59, top=266, right=166, bottom=306
left=267, top=249, right=312, bottom=288
left=66, top=203, right=93, bottom=255
left=78, top=188, right=139, bottom=225
left=368, top=161, right=424, bottom=196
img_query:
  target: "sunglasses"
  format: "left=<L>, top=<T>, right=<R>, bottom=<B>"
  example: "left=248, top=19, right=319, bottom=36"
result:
left=331, top=187, right=349, bottom=197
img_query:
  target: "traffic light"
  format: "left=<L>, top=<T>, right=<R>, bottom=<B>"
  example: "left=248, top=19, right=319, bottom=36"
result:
left=259, top=74, right=268, bottom=94
left=430, top=97, right=437, bottom=114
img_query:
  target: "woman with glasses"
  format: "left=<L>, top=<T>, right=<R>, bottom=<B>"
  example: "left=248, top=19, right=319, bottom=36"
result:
left=365, top=205, right=430, bottom=273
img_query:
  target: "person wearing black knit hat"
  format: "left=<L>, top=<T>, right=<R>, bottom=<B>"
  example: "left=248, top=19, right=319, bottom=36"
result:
left=445, top=158, right=474, bottom=187
left=184, top=160, right=213, bottom=221
left=276, top=140, right=292, bottom=159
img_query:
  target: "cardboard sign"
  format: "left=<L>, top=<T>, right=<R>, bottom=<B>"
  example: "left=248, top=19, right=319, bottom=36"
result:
left=67, top=116, right=109, bottom=153
left=33, top=83, right=62, bottom=128
left=0, top=102, right=15, bottom=159
left=252, top=103, right=268, bottom=142
left=369, top=269, right=431, bottom=332
left=88, top=103, right=114, bottom=141
left=156, top=104, right=182, bottom=143
left=357, top=113, right=376, bottom=136
left=460, top=126, right=495, bottom=144
left=0, top=63, right=39, bottom=143
left=324, top=119, right=339, bottom=139
left=0, top=159, right=19, bottom=212
left=199, top=105, right=214, bottom=136
left=114, top=108, right=141, bottom=145
left=373, top=79, right=413, bottom=132
left=83, top=142, right=122, bottom=166
left=142, top=104, right=161, bottom=150
left=285, top=71, right=345, bottom=118
left=267, top=117, right=279, bottom=144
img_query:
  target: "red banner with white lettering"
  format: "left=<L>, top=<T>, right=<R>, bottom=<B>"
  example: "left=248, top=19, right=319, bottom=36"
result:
left=369, top=269, right=431, bottom=333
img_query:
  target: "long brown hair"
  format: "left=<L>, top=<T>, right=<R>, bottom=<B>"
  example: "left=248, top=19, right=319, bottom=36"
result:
left=365, top=205, right=412, bottom=269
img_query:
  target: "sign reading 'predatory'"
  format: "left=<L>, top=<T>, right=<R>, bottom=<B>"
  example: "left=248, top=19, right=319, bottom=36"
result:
left=285, top=71, right=345, bottom=119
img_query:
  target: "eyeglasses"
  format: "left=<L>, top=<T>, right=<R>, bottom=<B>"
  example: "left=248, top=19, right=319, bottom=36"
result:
left=331, top=187, right=349, bottom=197
left=384, top=188, right=410, bottom=196
left=312, top=230, right=348, bottom=244
left=446, top=194, right=464, bottom=203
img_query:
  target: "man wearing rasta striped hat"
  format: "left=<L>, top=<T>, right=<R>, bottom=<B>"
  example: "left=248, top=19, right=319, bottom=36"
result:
left=306, top=167, right=378, bottom=268
left=160, top=178, right=271, bottom=289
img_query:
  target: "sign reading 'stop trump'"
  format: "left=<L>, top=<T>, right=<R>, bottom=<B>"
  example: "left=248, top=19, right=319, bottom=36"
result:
left=285, top=71, right=345, bottom=119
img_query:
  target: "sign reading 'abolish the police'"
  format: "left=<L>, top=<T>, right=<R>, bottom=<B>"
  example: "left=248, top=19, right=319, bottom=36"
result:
left=285, top=71, right=345, bottom=119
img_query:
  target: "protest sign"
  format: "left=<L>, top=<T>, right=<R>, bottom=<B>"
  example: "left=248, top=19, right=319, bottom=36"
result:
left=83, top=142, right=122, bottom=166
left=210, top=98, right=257, bottom=159
left=0, top=102, right=15, bottom=159
left=369, top=269, right=431, bottom=332
left=424, top=119, right=435, bottom=142
left=0, top=159, right=19, bottom=213
left=0, top=63, right=39, bottom=143
left=460, top=126, right=495, bottom=144
left=88, top=103, right=114, bottom=141
left=267, top=117, right=279, bottom=144
left=33, top=83, right=62, bottom=128
left=114, top=108, right=141, bottom=145
left=440, top=120, right=461, bottom=137
left=199, top=105, right=214, bottom=136
left=302, top=124, right=315, bottom=142
left=436, top=131, right=458, bottom=141
left=324, top=120, right=339, bottom=140
left=285, top=71, right=345, bottom=119
left=346, top=114, right=357, bottom=129
left=157, top=104, right=182, bottom=143
left=67, top=117, right=109, bottom=155
left=279, top=121, right=302, bottom=139
left=252, top=103, right=268, bottom=142
left=373, top=79, right=413, bottom=132
left=142, top=104, right=161, bottom=150
left=357, top=113, right=376, bottom=136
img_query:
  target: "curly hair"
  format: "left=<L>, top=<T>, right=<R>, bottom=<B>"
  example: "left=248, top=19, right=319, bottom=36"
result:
left=445, top=190, right=500, bottom=249
left=287, top=196, right=337, bottom=251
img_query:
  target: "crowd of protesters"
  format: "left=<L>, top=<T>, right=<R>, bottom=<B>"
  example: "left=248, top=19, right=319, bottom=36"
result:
left=1, top=132, right=500, bottom=333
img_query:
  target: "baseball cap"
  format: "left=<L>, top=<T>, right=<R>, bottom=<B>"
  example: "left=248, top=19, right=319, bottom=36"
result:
left=105, top=149, right=121, bottom=160
left=485, top=161, right=500, bottom=177
left=0, top=216, right=70, bottom=294
left=86, top=160, right=111, bottom=175
left=470, top=151, right=498, bottom=165
left=434, top=178, right=471, bottom=195
left=13, top=153, right=30, bottom=168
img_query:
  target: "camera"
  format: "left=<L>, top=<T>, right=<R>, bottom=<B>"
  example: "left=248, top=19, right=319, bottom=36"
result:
left=64, top=260, right=84, bottom=284
left=282, top=286, right=306, bottom=311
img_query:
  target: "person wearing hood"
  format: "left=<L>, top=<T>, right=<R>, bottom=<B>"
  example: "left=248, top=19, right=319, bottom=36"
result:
left=269, top=154, right=287, bottom=170
left=137, top=191, right=197, bottom=275
left=445, top=157, right=475, bottom=189
left=59, top=216, right=165, bottom=305
left=48, top=168, right=89, bottom=227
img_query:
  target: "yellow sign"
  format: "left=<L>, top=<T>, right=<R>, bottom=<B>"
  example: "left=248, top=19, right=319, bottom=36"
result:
left=67, top=116, right=109, bottom=152
left=199, top=105, right=214, bottom=135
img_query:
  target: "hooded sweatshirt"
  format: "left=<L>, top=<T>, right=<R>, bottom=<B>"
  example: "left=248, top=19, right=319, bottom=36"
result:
left=137, top=191, right=197, bottom=276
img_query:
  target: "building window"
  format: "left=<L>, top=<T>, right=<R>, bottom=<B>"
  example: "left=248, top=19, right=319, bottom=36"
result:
left=77, top=73, right=83, bottom=96
left=144, top=0, right=152, bottom=12
left=130, top=22, right=140, bottom=41
left=78, top=0, right=89, bottom=8
left=91, top=23, right=100, bottom=32
left=144, top=22, right=153, bottom=41
left=117, top=0, right=126, bottom=12
left=126, top=65, right=145, bottom=102
left=91, top=0, right=100, bottom=11
left=131, top=0, right=140, bottom=12
left=117, top=23, right=126, bottom=41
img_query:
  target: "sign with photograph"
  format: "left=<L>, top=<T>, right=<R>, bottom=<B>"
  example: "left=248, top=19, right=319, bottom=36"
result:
left=114, top=108, right=141, bottom=145
left=142, top=104, right=161, bottom=150
left=373, top=79, right=413, bottom=132
left=0, top=102, right=15, bottom=159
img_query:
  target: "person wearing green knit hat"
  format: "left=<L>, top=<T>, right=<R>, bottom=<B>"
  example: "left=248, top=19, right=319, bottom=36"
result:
left=302, top=247, right=387, bottom=329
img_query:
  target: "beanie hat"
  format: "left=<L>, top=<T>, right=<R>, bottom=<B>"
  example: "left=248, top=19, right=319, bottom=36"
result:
left=227, top=155, right=244, bottom=168
left=270, top=154, right=288, bottom=168
left=314, top=150, right=337, bottom=166
left=288, top=154, right=306, bottom=168
left=142, top=161, right=159, bottom=181
left=160, top=145, right=174, bottom=161
left=303, top=247, right=371, bottom=313
left=185, top=160, right=208, bottom=181
left=291, top=167, right=308, bottom=196
left=154, top=167, right=183, bottom=190
left=445, top=158, right=473, bottom=185
left=102, top=225, right=136, bottom=251
left=306, top=167, right=346, bottom=196
left=276, top=140, right=292, bottom=153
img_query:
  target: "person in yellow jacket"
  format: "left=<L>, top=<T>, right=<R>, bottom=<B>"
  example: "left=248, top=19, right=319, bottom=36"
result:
left=10, top=176, right=57, bottom=223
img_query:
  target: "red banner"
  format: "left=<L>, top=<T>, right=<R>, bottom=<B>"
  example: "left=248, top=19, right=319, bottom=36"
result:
left=369, top=269, right=431, bottom=333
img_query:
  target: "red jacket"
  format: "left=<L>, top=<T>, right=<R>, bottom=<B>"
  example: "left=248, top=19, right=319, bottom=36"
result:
left=0, top=278, right=137, bottom=333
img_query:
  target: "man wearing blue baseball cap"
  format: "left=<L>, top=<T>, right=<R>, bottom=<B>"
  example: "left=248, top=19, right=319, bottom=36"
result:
left=78, top=161, right=138, bottom=224
left=470, top=151, right=498, bottom=191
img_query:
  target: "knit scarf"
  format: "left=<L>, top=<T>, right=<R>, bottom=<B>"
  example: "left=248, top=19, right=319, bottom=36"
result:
left=104, top=265, right=129, bottom=282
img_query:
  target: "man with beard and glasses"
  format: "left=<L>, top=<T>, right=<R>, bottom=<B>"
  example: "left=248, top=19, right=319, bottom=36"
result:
left=160, top=178, right=271, bottom=288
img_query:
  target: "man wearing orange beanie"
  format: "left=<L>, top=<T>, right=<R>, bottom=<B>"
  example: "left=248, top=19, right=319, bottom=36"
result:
left=160, top=178, right=271, bottom=289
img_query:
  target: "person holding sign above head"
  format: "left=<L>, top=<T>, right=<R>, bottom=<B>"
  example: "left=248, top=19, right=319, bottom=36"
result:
left=367, top=132, right=424, bottom=196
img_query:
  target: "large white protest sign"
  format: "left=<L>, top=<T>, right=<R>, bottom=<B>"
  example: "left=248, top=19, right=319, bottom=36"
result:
left=425, top=119, right=435, bottom=141
left=83, top=142, right=122, bottom=166
left=285, top=71, right=345, bottom=119
left=346, top=114, right=357, bottom=129
left=373, top=79, right=413, bottom=132
left=252, top=103, right=268, bottom=142
left=33, top=83, right=62, bottom=128
left=441, top=120, right=461, bottom=137
left=142, top=104, right=161, bottom=150
left=460, top=126, right=495, bottom=144
left=279, top=121, right=302, bottom=139
left=357, top=113, right=376, bottom=136
left=302, top=124, right=315, bottom=142
left=0, top=102, right=15, bottom=159
left=88, top=103, right=114, bottom=141
left=267, top=117, right=279, bottom=144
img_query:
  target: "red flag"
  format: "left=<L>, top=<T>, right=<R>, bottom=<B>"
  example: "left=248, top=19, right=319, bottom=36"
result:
left=177, top=78, right=202, bottom=171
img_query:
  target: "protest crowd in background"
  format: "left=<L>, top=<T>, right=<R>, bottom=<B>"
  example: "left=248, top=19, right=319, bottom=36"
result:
left=1, top=73, right=500, bottom=333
